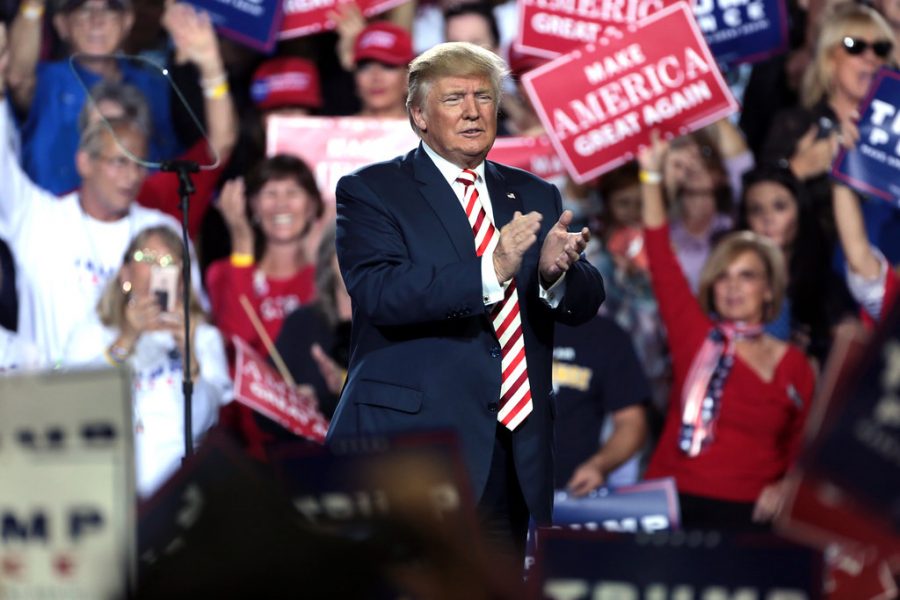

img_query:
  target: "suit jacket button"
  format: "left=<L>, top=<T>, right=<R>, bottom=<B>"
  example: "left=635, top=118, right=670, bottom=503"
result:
left=487, top=402, right=499, bottom=413
left=490, top=345, right=501, bottom=358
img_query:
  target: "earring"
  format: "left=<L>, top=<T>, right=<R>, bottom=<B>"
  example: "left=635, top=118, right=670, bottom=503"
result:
left=121, top=281, right=132, bottom=294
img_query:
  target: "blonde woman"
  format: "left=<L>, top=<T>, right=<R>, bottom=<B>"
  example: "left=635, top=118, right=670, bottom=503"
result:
left=639, top=135, right=815, bottom=530
left=763, top=3, right=895, bottom=241
left=64, top=226, right=232, bottom=498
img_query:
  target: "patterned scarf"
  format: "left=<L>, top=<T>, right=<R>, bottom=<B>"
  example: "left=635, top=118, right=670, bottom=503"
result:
left=679, top=321, right=764, bottom=456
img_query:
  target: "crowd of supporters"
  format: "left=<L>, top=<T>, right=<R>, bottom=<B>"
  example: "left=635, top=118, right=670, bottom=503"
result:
left=0, top=0, right=896, bottom=531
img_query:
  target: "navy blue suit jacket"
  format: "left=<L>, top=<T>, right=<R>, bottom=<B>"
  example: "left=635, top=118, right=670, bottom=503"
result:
left=327, top=143, right=604, bottom=522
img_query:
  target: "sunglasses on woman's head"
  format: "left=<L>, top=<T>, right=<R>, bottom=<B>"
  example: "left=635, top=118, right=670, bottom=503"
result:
left=841, top=36, right=893, bottom=58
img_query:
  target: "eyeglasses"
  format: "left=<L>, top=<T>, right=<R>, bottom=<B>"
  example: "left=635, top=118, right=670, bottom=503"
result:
left=94, top=154, right=147, bottom=173
left=841, top=36, right=893, bottom=59
left=132, top=249, right=177, bottom=267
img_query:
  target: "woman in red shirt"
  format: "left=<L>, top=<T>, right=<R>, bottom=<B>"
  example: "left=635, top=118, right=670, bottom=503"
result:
left=207, top=154, right=323, bottom=357
left=639, top=135, right=816, bottom=530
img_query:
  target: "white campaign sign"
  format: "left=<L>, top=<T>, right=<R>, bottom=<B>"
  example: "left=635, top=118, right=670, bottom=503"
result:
left=0, top=368, right=135, bottom=600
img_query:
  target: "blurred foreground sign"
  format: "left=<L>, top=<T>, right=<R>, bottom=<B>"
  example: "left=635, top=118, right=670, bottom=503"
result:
left=777, top=308, right=900, bottom=598
left=0, top=368, right=135, bottom=600
left=535, top=530, right=823, bottom=599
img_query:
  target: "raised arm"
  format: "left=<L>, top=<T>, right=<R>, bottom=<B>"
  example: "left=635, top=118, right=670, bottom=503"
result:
left=162, top=1, right=237, bottom=163
left=0, top=25, right=51, bottom=228
left=5, top=0, right=44, bottom=113
left=833, top=183, right=881, bottom=280
left=638, top=131, right=668, bottom=228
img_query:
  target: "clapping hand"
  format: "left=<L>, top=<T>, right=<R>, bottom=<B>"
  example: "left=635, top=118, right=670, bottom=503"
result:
left=539, top=210, right=589, bottom=286
left=492, top=211, right=542, bottom=284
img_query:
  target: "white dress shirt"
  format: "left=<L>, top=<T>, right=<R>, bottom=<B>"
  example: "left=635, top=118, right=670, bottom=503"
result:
left=421, top=142, right=566, bottom=308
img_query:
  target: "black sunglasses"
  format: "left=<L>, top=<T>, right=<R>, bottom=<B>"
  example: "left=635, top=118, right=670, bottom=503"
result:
left=841, top=36, right=893, bottom=59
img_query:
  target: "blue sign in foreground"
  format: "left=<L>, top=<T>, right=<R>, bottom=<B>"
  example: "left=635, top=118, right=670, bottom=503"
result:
left=834, top=68, right=900, bottom=206
left=535, top=530, right=823, bottom=599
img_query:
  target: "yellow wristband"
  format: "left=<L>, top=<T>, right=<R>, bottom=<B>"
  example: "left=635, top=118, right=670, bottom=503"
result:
left=639, top=169, right=662, bottom=185
left=230, top=252, right=254, bottom=267
left=20, top=1, right=45, bottom=19
left=203, top=81, right=229, bottom=100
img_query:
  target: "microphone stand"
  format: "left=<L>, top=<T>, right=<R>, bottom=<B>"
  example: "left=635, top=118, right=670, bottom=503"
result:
left=161, top=159, right=200, bottom=458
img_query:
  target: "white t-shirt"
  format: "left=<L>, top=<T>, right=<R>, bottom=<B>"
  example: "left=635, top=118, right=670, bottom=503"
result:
left=0, top=327, right=41, bottom=373
left=0, top=98, right=197, bottom=367
left=64, top=318, right=233, bottom=498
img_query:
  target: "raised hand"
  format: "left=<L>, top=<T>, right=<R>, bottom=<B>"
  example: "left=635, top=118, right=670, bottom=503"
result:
left=217, top=178, right=254, bottom=256
left=328, top=2, right=366, bottom=71
left=492, top=210, right=542, bottom=284
left=539, top=210, right=589, bottom=286
left=162, top=1, right=222, bottom=72
left=788, top=124, right=839, bottom=180
left=637, top=129, right=669, bottom=174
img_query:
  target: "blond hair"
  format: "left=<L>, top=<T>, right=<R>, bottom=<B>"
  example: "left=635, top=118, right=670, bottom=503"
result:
left=801, top=2, right=895, bottom=108
left=697, top=231, right=787, bottom=323
left=406, top=42, right=509, bottom=135
left=97, top=226, right=205, bottom=328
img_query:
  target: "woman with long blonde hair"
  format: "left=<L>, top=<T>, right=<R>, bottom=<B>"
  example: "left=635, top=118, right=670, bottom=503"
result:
left=65, top=225, right=232, bottom=498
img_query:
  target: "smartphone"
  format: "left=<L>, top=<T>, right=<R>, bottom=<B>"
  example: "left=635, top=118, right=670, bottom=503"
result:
left=814, top=116, right=838, bottom=140
left=149, top=264, right=180, bottom=313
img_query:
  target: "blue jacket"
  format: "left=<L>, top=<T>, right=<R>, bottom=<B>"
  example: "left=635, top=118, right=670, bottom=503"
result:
left=327, top=144, right=604, bottom=522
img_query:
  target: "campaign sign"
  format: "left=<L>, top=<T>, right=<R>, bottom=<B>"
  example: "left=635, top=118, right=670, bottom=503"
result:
left=271, top=431, right=478, bottom=530
left=833, top=68, right=900, bottom=206
left=797, top=296, right=900, bottom=533
left=516, top=0, right=679, bottom=59
left=232, top=336, right=329, bottom=443
left=534, top=530, right=823, bottom=599
left=694, top=0, right=789, bottom=65
left=552, top=477, right=680, bottom=532
left=487, top=135, right=566, bottom=182
left=279, top=0, right=408, bottom=40
left=267, top=115, right=419, bottom=202
left=185, top=0, right=282, bottom=52
left=0, top=368, right=135, bottom=600
left=522, top=2, right=739, bottom=183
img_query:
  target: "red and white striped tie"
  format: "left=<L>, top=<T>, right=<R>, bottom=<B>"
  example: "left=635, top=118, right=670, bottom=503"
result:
left=456, top=169, right=533, bottom=431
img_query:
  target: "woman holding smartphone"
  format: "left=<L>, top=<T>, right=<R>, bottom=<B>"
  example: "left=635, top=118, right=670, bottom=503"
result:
left=64, top=225, right=232, bottom=498
left=762, top=3, right=895, bottom=243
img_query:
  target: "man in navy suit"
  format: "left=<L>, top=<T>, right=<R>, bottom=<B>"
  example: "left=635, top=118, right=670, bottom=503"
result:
left=328, top=42, right=604, bottom=550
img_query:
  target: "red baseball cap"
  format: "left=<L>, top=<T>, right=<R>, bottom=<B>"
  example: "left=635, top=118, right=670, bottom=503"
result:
left=353, top=22, right=414, bottom=68
left=251, top=57, right=322, bottom=111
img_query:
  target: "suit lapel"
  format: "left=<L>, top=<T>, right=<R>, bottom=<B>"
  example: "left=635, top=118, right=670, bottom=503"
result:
left=485, top=161, right=521, bottom=230
left=411, top=144, right=474, bottom=260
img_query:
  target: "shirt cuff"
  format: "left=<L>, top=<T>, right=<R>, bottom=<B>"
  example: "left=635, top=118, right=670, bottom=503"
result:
left=539, top=272, right=566, bottom=308
left=846, top=245, right=889, bottom=321
left=481, top=253, right=506, bottom=305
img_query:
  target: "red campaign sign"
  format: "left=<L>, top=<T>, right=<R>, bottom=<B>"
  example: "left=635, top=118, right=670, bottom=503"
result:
left=232, top=336, right=329, bottom=443
left=516, top=0, right=677, bottom=59
left=279, top=0, right=409, bottom=39
left=487, top=135, right=566, bottom=182
left=522, top=2, right=738, bottom=183
left=267, top=115, right=419, bottom=202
